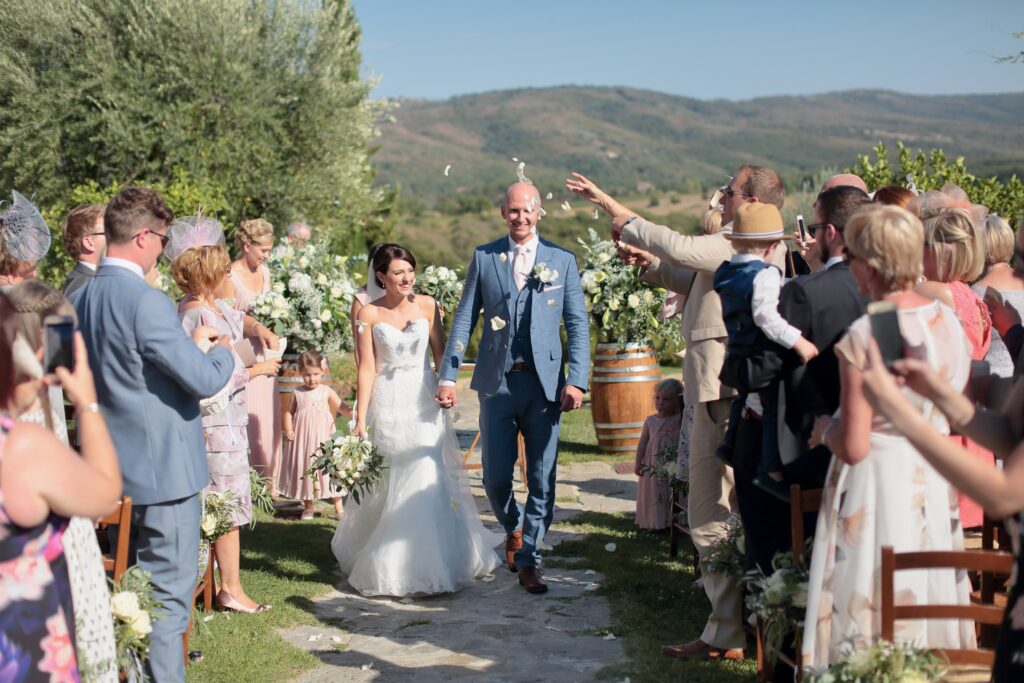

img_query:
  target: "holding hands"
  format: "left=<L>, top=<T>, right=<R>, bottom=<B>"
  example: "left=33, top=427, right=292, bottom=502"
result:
left=435, top=385, right=457, bottom=410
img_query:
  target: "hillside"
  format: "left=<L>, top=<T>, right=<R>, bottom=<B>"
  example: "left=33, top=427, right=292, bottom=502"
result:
left=373, top=86, right=1024, bottom=203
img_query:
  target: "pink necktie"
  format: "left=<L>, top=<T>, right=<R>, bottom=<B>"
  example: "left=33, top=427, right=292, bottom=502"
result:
left=513, top=245, right=529, bottom=290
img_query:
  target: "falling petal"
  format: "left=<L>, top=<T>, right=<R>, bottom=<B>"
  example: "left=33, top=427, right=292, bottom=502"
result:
left=444, top=164, right=452, bottom=177
left=331, top=636, right=342, bottom=643
left=512, top=157, right=518, bottom=162
left=539, top=207, right=547, bottom=217
left=546, top=192, right=553, bottom=200
left=361, top=664, right=374, bottom=671
left=593, top=209, right=600, bottom=220
left=584, top=569, right=597, bottom=575
left=480, top=574, right=496, bottom=583
left=604, top=543, right=617, bottom=552
left=202, top=615, right=215, bottom=623
left=584, top=583, right=600, bottom=591
left=516, top=161, right=532, bottom=184
left=561, top=201, right=571, bottom=212
left=306, top=634, right=321, bottom=642
left=603, top=633, right=616, bottom=641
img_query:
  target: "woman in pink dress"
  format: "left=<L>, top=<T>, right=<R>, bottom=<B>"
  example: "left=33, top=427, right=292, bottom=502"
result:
left=230, top=218, right=282, bottom=483
left=634, top=379, right=683, bottom=530
left=915, top=206, right=993, bottom=529
left=279, top=351, right=344, bottom=519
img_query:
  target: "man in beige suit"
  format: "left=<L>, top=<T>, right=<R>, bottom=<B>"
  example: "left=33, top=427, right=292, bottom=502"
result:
left=568, top=166, right=786, bottom=660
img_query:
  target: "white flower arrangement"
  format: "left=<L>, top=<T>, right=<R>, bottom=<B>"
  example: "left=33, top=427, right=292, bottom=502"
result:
left=414, top=264, right=464, bottom=318
left=699, top=514, right=746, bottom=578
left=640, top=442, right=678, bottom=482
left=110, top=566, right=162, bottom=681
left=307, top=432, right=387, bottom=504
left=199, top=490, right=237, bottom=542
left=808, top=640, right=947, bottom=682
left=743, top=544, right=811, bottom=670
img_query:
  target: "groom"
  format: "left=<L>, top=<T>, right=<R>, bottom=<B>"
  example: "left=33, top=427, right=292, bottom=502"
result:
left=437, top=182, right=590, bottom=594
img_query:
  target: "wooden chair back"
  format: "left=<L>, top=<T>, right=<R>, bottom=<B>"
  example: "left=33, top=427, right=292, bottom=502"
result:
left=789, top=484, right=822, bottom=565
left=880, top=546, right=1013, bottom=667
left=95, top=496, right=132, bottom=583
left=185, top=541, right=216, bottom=666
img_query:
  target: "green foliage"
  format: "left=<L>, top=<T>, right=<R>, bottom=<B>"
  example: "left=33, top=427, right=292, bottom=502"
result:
left=850, top=141, right=1024, bottom=221
left=0, top=0, right=390, bottom=251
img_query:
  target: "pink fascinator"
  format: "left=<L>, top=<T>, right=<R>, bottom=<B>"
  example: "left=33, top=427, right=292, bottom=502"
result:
left=908, top=183, right=989, bottom=226
left=0, top=190, right=51, bottom=262
left=164, top=216, right=226, bottom=262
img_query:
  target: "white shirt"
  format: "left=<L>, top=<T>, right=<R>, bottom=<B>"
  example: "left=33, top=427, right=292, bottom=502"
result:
left=731, top=253, right=801, bottom=350
left=77, top=260, right=97, bottom=272
left=100, top=256, right=144, bottom=280
left=507, top=232, right=539, bottom=275
left=823, top=255, right=845, bottom=271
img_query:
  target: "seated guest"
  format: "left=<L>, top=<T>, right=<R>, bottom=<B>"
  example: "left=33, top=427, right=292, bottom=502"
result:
left=803, top=205, right=976, bottom=670
left=972, top=213, right=1024, bottom=378
left=61, top=204, right=106, bottom=296
left=0, top=191, right=50, bottom=290
left=0, top=291, right=122, bottom=682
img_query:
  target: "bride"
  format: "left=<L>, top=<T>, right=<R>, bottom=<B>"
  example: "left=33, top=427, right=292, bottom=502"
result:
left=331, top=243, right=500, bottom=596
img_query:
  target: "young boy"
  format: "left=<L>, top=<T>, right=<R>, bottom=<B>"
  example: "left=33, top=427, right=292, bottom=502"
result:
left=714, top=203, right=817, bottom=501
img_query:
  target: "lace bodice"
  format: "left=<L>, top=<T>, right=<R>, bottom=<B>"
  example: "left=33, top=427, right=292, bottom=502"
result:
left=371, top=319, right=432, bottom=375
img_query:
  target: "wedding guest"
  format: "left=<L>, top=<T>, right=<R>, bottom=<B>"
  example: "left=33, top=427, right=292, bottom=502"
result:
left=803, top=205, right=976, bottom=670
left=70, top=186, right=235, bottom=682
left=634, top=378, right=683, bottom=531
left=873, top=185, right=916, bottom=208
left=61, top=203, right=106, bottom=296
left=916, top=208, right=992, bottom=529
left=167, top=217, right=274, bottom=613
left=972, top=213, right=1024, bottom=378
left=1, top=292, right=121, bottom=682
left=7, top=281, right=119, bottom=681
left=229, top=218, right=283, bottom=480
left=0, top=191, right=50, bottom=290
left=280, top=350, right=344, bottom=520
left=286, top=220, right=313, bottom=246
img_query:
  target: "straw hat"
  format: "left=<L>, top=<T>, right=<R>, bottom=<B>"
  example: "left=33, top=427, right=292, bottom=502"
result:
left=725, top=203, right=789, bottom=242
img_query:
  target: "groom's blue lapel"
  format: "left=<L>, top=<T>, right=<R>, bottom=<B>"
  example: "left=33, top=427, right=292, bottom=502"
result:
left=490, top=240, right=513, bottom=318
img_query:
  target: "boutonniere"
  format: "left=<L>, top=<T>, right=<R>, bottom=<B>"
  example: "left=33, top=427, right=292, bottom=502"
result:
left=499, top=253, right=507, bottom=263
left=531, top=262, right=559, bottom=287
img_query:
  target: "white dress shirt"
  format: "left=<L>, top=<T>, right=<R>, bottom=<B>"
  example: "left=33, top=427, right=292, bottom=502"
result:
left=78, top=260, right=98, bottom=272
left=823, top=255, right=845, bottom=271
left=508, top=233, right=539, bottom=281
left=100, top=256, right=144, bottom=280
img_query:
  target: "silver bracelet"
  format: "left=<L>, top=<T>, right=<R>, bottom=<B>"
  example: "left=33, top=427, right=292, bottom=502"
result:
left=78, top=402, right=101, bottom=414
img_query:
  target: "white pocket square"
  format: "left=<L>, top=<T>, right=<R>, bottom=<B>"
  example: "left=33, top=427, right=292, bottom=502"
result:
left=544, top=285, right=563, bottom=291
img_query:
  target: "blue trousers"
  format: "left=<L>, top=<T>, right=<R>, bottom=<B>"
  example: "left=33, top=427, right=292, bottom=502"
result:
left=120, top=495, right=201, bottom=683
left=479, top=370, right=562, bottom=569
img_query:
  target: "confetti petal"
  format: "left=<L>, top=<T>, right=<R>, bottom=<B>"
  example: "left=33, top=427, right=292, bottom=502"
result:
left=560, top=201, right=571, bottom=212
left=584, top=583, right=600, bottom=591
left=603, top=633, right=617, bottom=641
left=480, top=574, right=496, bottom=583
left=512, top=157, right=519, bottom=162
left=584, top=569, right=597, bottom=575
left=361, top=663, right=374, bottom=671
left=605, top=543, right=617, bottom=552
left=331, top=636, right=342, bottom=643
left=444, top=164, right=452, bottom=177
left=546, top=192, right=553, bottom=200
left=593, top=209, right=600, bottom=220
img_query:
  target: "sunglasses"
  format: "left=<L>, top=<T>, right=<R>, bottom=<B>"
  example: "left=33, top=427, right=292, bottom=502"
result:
left=722, top=187, right=753, bottom=199
left=806, top=222, right=829, bottom=238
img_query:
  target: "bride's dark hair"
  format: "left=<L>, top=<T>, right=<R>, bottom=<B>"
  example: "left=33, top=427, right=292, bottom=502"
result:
left=372, top=243, right=417, bottom=288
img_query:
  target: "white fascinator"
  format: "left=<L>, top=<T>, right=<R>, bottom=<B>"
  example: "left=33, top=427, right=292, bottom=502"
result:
left=0, top=190, right=51, bottom=262
left=164, top=216, right=226, bottom=262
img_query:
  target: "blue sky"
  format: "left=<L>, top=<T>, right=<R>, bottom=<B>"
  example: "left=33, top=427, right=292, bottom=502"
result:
left=352, top=1, right=1024, bottom=101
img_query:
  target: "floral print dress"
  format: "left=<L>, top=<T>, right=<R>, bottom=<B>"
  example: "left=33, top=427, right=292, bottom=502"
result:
left=801, top=302, right=977, bottom=671
left=0, top=414, right=80, bottom=682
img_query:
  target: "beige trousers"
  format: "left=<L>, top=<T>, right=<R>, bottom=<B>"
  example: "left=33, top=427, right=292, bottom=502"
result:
left=688, top=398, right=745, bottom=650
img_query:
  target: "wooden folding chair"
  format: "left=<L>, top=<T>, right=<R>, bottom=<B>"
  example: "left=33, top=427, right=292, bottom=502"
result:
left=667, top=487, right=700, bottom=577
left=462, top=431, right=528, bottom=485
left=881, top=546, right=1013, bottom=667
left=184, top=541, right=216, bottom=665
left=979, top=514, right=1011, bottom=647
left=95, top=496, right=132, bottom=583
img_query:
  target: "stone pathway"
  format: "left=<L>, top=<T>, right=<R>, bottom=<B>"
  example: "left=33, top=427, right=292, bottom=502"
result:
left=283, top=381, right=638, bottom=682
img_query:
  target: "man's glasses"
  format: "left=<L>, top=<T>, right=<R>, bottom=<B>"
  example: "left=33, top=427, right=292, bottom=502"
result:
left=149, top=229, right=170, bottom=248
left=806, top=223, right=829, bottom=238
left=722, top=187, right=753, bottom=199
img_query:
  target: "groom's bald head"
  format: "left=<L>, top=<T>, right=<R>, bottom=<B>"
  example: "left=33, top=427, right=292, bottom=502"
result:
left=501, top=183, right=541, bottom=245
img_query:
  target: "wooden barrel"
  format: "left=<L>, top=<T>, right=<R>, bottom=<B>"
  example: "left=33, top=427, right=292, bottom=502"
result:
left=590, top=342, right=660, bottom=453
left=278, top=353, right=334, bottom=415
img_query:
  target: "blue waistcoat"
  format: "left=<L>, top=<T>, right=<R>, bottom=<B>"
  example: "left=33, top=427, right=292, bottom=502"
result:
left=506, top=280, right=534, bottom=371
left=713, top=259, right=775, bottom=355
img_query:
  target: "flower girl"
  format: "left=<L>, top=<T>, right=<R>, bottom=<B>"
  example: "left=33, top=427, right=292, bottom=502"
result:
left=634, top=378, right=683, bottom=530
left=280, top=351, right=344, bottom=519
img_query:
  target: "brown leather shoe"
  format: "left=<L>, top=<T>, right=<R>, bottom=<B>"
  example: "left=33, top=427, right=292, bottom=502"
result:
left=505, top=530, right=523, bottom=572
left=517, top=566, right=548, bottom=594
left=661, top=639, right=743, bottom=661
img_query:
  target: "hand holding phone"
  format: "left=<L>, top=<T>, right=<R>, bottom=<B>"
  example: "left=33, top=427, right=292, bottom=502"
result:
left=867, top=301, right=905, bottom=369
left=43, top=314, right=76, bottom=374
left=796, top=214, right=807, bottom=243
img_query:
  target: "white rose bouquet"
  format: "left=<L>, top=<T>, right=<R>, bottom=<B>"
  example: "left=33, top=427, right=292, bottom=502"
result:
left=250, top=242, right=359, bottom=353
left=743, top=543, right=811, bottom=669
left=640, top=442, right=678, bottom=483
left=199, top=490, right=237, bottom=542
left=110, top=566, right=162, bottom=681
left=414, top=265, right=464, bottom=318
left=576, top=228, right=677, bottom=346
left=307, top=431, right=387, bottom=504
left=808, top=640, right=947, bottom=682
left=699, top=513, right=746, bottom=578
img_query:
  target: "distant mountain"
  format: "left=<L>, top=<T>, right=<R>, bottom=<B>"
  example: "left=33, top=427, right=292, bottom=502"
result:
left=372, top=86, right=1024, bottom=202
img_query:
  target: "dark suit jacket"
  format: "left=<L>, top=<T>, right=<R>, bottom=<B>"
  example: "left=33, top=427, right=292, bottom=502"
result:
left=776, top=262, right=869, bottom=487
left=62, top=261, right=95, bottom=297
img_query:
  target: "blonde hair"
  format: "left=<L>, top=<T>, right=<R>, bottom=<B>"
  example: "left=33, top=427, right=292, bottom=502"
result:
left=731, top=239, right=777, bottom=255
left=655, top=377, right=683, bottom=399
left=701, top=208, right=723, bottom=235
left=235, top=218, right=274, bottom=249
left=922, top=208, right=985, bottom=283
left=982, top=214, right=1015, bottom=268
left=171, top=244, right=230, bottom=297
left=6, top=280, right=76, bottom=351
left=844, top=205, right=924, bottom=293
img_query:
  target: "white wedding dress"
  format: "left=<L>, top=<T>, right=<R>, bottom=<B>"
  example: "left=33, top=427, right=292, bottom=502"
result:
left=331, top=319, right=501, bottom=596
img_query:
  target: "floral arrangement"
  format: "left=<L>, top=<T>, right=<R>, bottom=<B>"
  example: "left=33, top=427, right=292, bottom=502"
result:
left=576, top=228, right=672, bottom=345
left=307, top=432, right=387, bottom=504
left=808, top=640, right=947, bottom=682
left=699, top=513, right=746, bottom=577
left=250, top=241, right=359, bottom=354
left=744, top=545, right=810, bottom=668
left=199, top=490, right=237, bottom=542
left=641, top=442, right=678, bottom=482
left=414, top=265, right=464, bottom=318
left=110, top=567, right=162, bottom=682
left=249, top=467, right=275, bottom=517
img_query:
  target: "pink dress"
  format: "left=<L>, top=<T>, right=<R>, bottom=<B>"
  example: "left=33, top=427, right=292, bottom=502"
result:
left=636, top=413, right=681, bottom=529
left=231, top=264, right=282, bottom=482
left=279, top=385, right=338, bottom=500
left=948, top=281, right=995, bottom=529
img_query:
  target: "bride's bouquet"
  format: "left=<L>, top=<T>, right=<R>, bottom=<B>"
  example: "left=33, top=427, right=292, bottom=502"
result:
left=307, top=432, right=387, bottom=504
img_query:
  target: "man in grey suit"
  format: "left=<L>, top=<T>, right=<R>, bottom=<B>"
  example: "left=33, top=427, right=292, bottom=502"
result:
left=61, top=203, right=106, bottom=297
left=436, top=182, right=590, bottom=594
left=70, top=187, right=234, bottom=682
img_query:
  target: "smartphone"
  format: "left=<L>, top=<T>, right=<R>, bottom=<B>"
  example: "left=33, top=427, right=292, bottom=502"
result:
left=867, top=301, right=904, bottom=369
left=43, top=314, right=76, bottom=374
left=985, top=285, right=1005, bottom=308
left=796, top=214, right=807, bottom=242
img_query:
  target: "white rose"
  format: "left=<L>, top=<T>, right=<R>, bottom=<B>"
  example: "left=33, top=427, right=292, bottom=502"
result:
left=319, top=309, right=332, bottom=322
left=791, top=583, right=808, bottom=609
left=298, top=256, right=309, bottom=268
left=330, top=286, right=342, bottom=298
left=607, top=298, right=620, bottom=311
left=200, top=515, right=218, bottom=537
left=593, top=271, right=607, bottom=283
left=540, top=268, right=558, bottom=284
left=845, top=648, right=874, bottom=676
left=273, top=282, right=285, bottom=294
left=312, top=319, right=322, bottom=329
left=499, top=253, right=507, bottom=262
left=627, top=293, right=641, bottom=308
left=317, top=273, right=328, bottom=285
left=111, top=592, right=141, bottom=620
left=897, top=673, right=928, bottom=683
left=437, top=267, right=450, bottom=278
left=642, top=290, right=654, bottom=304
left=597, top=252, right=612, bottom=264
left=490, top=316, right=507, bottom=331
left=128, top=610, right=153, bottom=637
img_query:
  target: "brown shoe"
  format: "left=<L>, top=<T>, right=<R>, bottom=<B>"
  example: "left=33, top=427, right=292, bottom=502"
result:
left=661, top=639, right=743, bottom=661
left=505, top=530, right=523, bottom=572
left=517, top=566, right=548, bottom=594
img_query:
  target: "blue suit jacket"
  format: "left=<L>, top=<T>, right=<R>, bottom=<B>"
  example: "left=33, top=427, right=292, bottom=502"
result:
left=440, top=236, right=590, bottom=401
left=71, top=266, right=235, bottom=505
